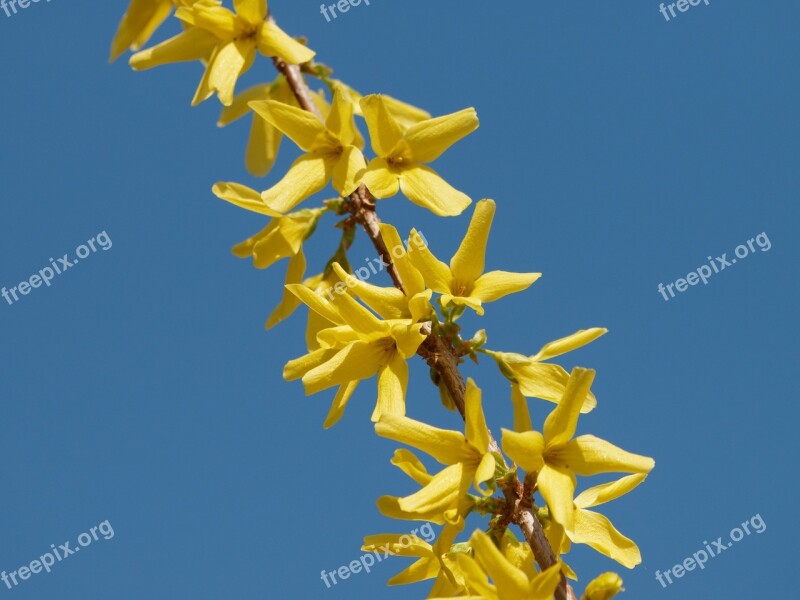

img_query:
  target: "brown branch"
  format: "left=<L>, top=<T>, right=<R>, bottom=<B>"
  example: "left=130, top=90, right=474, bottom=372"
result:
left=272, top=57, right=324, bottom=120
left=342, top=184, right=406, bottom=292
left=273, top=40, right=575, bottom=600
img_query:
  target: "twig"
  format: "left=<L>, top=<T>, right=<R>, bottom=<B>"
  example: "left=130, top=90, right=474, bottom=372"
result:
left=273, top=41, right=576, bottom=600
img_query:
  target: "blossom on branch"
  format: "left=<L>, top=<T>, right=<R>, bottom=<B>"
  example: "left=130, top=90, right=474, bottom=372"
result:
left=130, top=0, right=315, bottom=105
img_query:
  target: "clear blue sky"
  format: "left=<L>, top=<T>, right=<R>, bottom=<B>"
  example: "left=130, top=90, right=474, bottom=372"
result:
left=0, top=1, right=797, bottom=598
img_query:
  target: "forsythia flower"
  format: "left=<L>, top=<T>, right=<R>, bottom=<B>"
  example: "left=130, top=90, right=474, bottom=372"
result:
left=582, top=572, right=624, bottom=600
left=545, top=474, right=648, bottom=569
left=502, top=368, right=654, bottom=529
left=230, top=208, right=324, bottom=270
left=486, top=328, right=608, bottom=415
left=452, top=530, right=562, bottom=600
left=361, top=524, right=463, bottom=591
left=360, top=95, right=479, bottom=217
left=283, top=281, right=427, bottom=427
left=253, top=90, right=367, bottom=213
left=332, top=81, right=432, bottom=128
left=130, top=0, right=315, bottom=106
left=110, top=0, right=210, bottom=62
left=409, top=200, right=541, bottom=315
left=375, top=449, right=471, bottom=527
left=375, top=379, right=497, bottom=525
left=294, top=267, right=346, bottom=348
left=218, top=77, right=329, bottom=177
left=330, top=223, right=432, bottom=321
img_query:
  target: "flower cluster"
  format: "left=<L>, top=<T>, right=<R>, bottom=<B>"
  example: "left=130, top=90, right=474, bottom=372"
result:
left=110, top=3, right=654, bottom=598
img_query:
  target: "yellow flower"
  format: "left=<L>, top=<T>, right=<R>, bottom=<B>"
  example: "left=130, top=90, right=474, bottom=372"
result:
left=218, top=77, right=329, bottom=177
left=487, top=328, right=608, bottom=416
left=544, top=475, right=647, bottom=569
left=360, top=94, right=479, bottom=217
left=252, top=89, right=367, bottom=213
left=110, top=0, right=209, bottom=62
left=408, top=199, right=541, bottom=315
left=332, top=81, right=432, bottom=128
left=283, top=282, right=427, bottom=427
left=452, top=530, right=562, bottom=600
left=582, top=572, right=624, bottom=600
left=375, top=379, right=497, bottom=525
left=293, top=268, right=346, bottom=349
left=361, top=523, right=463, bottom=589
left=502, top=368, right=654, bottom=530
left=230, top=207, right=324, bottom=270
left=130, top=0, right=315, bottom=106
left=329, top=223, right=432, bottom=322
left=376, top=449, right=469, bottom=526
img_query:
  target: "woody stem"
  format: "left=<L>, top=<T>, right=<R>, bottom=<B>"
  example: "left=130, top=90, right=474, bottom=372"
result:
left=273, top=47, right=575, bottom=600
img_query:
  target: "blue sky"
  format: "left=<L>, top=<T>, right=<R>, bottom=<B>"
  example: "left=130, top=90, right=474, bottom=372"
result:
left=0, top=0, right=797, bottom=598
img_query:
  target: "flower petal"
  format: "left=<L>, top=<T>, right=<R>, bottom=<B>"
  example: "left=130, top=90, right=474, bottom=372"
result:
left=501, top=429, right=545, bottom=473
left=378, top=223, right=427, bottom=297
left=543, top=368, right=595, bottom=447
left=390, top=449, right=433, bottom=486
left=388, top=557, right=440, bottom=586
left=471, top=271, right=542, bottom=304
left=574, top=474, right=648, bottom=510
left=512, top=362, right=596, bottom=413
left=570, top=509, right=642, bottom=569
left=362, top=534, right=433, bottom=559
left=399, top=166, right=472, bottom=217
left=266, top=248, right=307, bottom=328
left=398, top=463, right=465, bottom=514
left=250, top=99, right=327, bottom=152
left=193, top=38, right=255, bottom=106
left=474, top=452, right=496, bottom=495
left=331, top=261, right=408, bottom=319
left=373, top=351, right=408, bottom=422
left=404, top=107, right=479, bottom=164
left=110, top=0, right=173, bottom=61
left=233, top=0, right=265, bottom=24
left=532, top=328, right=608, bottom=362
left=529, top=563, right=563, bottom=600
left=283, top=347, right=336, bottom=381
left=470, top=530, right=530, bottom=598
left=376, top=495, right=446, bottom=525
left=302, top=340, right=385, bottom=394
left=129, top=27, right=218, bottom=70
left=285, top=283, right=344, bottom=325
left=449, top=199, right=495, bottom=283
left=323, top=380, right=359, bottom=429
left=261, top=153, right=334, bottom=213
left=559, top=436, right=655, bottom=476
left=325, top=88, right=359, bottom=146
left=213, top=182, right=283, bottom=216
left=407, top=230, right=452, bottom=294
left=363, top=158, right=401, bottom=198
left=375, top=415, right=468, bottom=465
left=257, top=19, right=315, bottom=64
left=331, top=146, right=367, bottom=196
left=360, top=95, right=406, bottom=157
left=465, top=379, right=489, bottom=453
left=510, top=384, right=532, bottom=433
left=537, top=464, right=576, bottom=529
